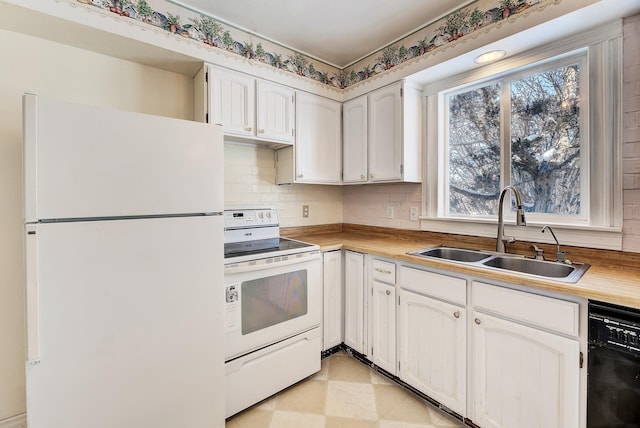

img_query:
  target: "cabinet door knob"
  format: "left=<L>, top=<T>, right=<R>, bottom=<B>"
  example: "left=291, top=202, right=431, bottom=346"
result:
left=475, top=318, right=481, bottom=325
left=385, top=290, right=391, bottom=296
left=245, top=126, right=253, bottom=132
left=360, top=174, right=365, bottom=179
left=370, top=174, right=374, bottom=178
left=297, top=174, right=303, bottom=178
left=258, top=129, right=265, bottom=134
left=453, top=311, right=460, bottom=319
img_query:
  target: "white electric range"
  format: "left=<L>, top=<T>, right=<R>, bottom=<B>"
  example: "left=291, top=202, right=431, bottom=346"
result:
left=223, top=208, right=322, bottom=418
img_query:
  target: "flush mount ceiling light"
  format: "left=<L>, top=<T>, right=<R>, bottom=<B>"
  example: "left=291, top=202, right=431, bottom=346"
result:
left=474, top=50, right=506, bottom=64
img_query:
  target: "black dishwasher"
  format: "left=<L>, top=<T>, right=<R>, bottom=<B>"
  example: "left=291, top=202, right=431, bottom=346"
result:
left=588, top=300, right=640, bottom=427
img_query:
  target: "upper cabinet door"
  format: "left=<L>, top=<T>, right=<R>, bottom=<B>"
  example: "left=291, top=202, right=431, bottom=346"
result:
left=368, top=82, right=402, bottom=182
left=343, top=95, right=368, bottom=183
left=208, top=67, right=255, bottom=138
left=256, top=80, right=294, bottom=144
left=295, top=91, right=342, bottom=184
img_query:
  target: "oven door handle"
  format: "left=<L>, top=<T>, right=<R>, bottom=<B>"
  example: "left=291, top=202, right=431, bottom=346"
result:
left=225, top=252, right=321, bottom=274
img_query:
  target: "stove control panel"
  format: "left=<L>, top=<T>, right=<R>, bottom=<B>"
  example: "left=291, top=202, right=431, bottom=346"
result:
left=224, top=208, right=279, bottom=229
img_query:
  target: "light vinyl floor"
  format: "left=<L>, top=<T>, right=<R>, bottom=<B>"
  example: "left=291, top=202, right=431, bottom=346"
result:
left=226, top=351, right=466, bottom=428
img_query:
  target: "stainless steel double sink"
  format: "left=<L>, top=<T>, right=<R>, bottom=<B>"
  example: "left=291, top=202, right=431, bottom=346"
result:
left=407, top=246, right=590, bottom=283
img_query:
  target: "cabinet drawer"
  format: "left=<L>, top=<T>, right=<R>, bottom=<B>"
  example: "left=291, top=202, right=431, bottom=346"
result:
left=371, top=259, right=396, bottom=285
left=473, top=281, right=579, bottom=337
left=399, top=266, right=466, bottom=306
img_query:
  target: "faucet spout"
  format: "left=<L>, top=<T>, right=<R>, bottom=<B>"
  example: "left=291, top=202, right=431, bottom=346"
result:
left=496, top=185, right=527, bottom=253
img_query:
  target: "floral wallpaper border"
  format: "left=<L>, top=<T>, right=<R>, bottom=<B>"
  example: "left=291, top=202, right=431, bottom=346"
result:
left=78, top=0, right=550, bottom=89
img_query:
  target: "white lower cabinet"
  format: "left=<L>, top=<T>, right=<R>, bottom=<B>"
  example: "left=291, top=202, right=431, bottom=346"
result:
left=322, top=250, right=343, bottom=351
left=370, top=280, right=396, bottom=374
left=398, top=289, right=466, bottom=415
left=326, top=252, right=584, bottom=428
left=471, top=281, right=581, bottom=428
left=344, top=251, right=365, bottom=353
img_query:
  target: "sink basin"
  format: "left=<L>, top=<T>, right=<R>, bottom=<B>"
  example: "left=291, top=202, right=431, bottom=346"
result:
left=482, top=256, right=589, bottom=282
left=410, top=247, right=492, bottom=263
left=408, top=246, right=590, bottom=283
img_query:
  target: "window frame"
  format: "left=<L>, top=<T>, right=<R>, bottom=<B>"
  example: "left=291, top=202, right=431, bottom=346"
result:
left=439, top=52, right=590, bottom=225
left=421, top=22, right=623, bottom=250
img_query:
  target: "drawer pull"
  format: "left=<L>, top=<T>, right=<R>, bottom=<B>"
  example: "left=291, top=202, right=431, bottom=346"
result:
left=258, top=129, right=265, bottom=134
left=453, top=311, right=460, bottom=319
left=385, top=290, right=391, bottom=296
left=475, top=318, right=481, bottom=325
left=375, top=268, right=392, bottom=274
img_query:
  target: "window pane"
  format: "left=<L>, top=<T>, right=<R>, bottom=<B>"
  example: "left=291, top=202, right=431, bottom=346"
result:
left=447, top=83, right=501, bottom=216
left=510, top=64, right=581, bottom=215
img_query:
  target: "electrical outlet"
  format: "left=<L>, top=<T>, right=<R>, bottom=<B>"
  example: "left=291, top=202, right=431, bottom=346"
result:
left=386, top=206, right=394, bottom=219
left=410, top=207, right=419, bottom=221
left=302, top=205, right=309, bottom=218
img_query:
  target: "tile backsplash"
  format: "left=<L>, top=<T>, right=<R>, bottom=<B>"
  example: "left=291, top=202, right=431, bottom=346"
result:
left=343, top=182, right=422, bottom=230
left=224, top=142, right=343, bottom=227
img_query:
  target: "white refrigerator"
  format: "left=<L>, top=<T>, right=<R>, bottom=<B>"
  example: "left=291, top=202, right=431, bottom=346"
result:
left=22, top=94, right=225, bottom=428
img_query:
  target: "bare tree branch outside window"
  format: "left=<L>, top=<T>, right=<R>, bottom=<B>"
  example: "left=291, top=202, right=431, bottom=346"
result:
left=446, top=64, right=581, bottom=217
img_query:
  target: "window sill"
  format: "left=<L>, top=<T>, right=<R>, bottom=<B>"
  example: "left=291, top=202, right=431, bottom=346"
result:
left=419, top=217, right=622, bottom=251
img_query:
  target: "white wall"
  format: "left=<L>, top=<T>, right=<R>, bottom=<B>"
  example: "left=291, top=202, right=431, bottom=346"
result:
left=622, top=14, right=640, bottom=251
left=343, top=183, right=422, bottom=230
left=0, top=29, right=194, bottom=421
left=224, top=142, right=343, bottom=226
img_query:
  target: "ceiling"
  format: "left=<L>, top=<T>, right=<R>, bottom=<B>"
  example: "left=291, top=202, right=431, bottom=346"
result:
left=168, top=0, right=476, bottom=68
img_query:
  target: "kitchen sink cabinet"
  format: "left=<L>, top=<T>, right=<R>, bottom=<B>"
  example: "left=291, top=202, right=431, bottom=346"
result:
left=276, top=91, right=342, bottom=184
left=368, top=258, right=397, bottom=374
left=471, top=281, right=581, bottom=428
left=322, top=250, right=343, bottom=351
left=320, top=248, right=585, bottom=428
left=344, top=250, right=365, bottom=353
left=397, top=267, right=466, bottom=416
left=205, top=65, right=294, bottom=145
left=343, top=81, right=422, bottom=184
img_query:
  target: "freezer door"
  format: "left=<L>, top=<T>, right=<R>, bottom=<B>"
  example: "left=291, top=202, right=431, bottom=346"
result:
left=25, top=217, right=224, bottom=428
left=23, top=94, right=223, bottom=222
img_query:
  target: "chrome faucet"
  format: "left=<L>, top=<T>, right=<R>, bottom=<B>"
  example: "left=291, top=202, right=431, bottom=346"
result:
left=541, top=225, right=566, bottom=263
left=496, top=185, right=527, bottom=253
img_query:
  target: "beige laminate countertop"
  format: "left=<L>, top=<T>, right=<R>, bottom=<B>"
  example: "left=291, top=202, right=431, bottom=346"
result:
left=288, top=232, right=640, bottom=310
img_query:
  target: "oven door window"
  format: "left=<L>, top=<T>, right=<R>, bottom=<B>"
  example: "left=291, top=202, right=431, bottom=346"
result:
left=241, top=270, right=307, bottom=335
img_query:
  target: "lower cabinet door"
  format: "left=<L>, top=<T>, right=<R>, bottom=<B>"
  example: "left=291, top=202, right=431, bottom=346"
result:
left=370, top=281, right=396, bottom=374
left=472, top=311, right=580, bottom=428
left=322, top=250, right=343, bottom=351
left=344, top=251, right=365, bottom=353
left=398, top=290, right=466, bottom=416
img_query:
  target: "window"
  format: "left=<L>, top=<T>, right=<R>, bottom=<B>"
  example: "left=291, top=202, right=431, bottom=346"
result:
left=422, top=24, right=623, bottom=249
left=443, top=57, right=586, bottom=223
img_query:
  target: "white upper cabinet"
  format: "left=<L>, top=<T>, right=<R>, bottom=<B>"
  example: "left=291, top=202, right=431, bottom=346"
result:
left=256, top=80, right=294, bottom=143
left=207, top=65, right=294, bottom=145
left=208, top=66, right=255, bottom=138
left=343, top=81, right=422, bottom=184
left=342, top=95, right=368, bottom=183
left=277, top=91, right=342, bottom=184
left=368, top=83, right=403, bottom=181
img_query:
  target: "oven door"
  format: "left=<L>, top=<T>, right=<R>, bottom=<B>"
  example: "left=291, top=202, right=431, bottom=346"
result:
left=224, top=251, right=322, bottom=361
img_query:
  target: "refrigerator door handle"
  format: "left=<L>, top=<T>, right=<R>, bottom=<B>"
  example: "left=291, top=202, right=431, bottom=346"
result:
left=25, top=224, right=41, bottom=364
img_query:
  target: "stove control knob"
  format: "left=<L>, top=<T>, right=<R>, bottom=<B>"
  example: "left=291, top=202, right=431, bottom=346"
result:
left=266, top=212, right=271, bottom=218
left=258, top=212, right=264, bottom=219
